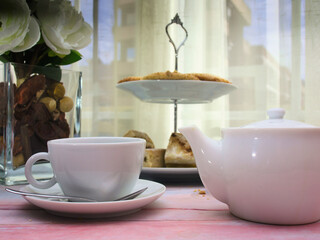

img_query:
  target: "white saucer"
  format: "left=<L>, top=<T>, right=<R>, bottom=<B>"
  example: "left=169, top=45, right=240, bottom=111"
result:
left=21, top=179, right=165, bottom=218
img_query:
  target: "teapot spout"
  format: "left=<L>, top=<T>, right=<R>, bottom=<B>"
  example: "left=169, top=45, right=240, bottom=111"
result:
left=179, top=126, right=227, bottom=203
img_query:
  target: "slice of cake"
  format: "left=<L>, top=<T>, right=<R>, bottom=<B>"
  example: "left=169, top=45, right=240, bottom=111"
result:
left=123, top=129, right=154, bottom=149
left=144, top=149, right=166, bottom=168
left=164, top=133, right=196, bottom=167
left=124, top=130, right=165, bottom=167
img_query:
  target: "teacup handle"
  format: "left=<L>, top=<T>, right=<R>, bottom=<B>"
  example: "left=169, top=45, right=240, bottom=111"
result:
left=25, top=152, right=57, bottom=189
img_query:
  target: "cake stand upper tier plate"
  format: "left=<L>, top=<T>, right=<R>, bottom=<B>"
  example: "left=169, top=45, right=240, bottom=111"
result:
left=117, top=80, right=237, bottom=104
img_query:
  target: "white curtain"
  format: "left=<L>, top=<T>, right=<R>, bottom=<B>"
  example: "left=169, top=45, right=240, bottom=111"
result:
left=72, top=0, right=320, bottom=147
left=305, top=0, right=320, bottom=124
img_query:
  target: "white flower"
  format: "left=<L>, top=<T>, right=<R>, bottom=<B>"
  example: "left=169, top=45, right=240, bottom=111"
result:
left=0, top=0, right=31, bottom=55
left=12, top=16, right=41, bottom=52
left=37, top=0, right=93, bottom=55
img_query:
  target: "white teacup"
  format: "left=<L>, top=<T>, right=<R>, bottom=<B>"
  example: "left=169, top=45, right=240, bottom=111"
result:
left=25, top=137, right=146, bottom=201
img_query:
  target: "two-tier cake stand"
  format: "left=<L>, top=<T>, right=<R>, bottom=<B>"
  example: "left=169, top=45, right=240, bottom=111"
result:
left=117, top=14, right=236, bottom=182
left=117, top=13, right=237, bottom=134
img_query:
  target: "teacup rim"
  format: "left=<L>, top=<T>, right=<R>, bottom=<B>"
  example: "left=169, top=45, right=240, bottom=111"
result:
left=47, top=136, right=146, bottom=145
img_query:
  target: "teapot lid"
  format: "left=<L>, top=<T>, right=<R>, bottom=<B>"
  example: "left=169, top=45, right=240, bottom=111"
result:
left=243, top=108, right=316, bottom=128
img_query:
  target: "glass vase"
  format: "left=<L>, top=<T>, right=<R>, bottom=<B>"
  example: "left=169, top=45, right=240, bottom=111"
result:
left=0, top=62, right=82, bottom=185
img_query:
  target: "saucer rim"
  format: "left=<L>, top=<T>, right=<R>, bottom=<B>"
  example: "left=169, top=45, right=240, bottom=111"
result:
left=22, top=179, right=166, bottom=205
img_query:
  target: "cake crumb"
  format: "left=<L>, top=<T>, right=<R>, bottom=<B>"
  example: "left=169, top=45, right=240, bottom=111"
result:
left=198, top=190, right=206, bottom=195
left=194, top=189, right=206, bottom=195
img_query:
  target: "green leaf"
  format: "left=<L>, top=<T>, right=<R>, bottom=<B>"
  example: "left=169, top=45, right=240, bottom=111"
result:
left=32, top=65, right=62, bottom=82
left=0, top=55, right=10, bottom=63
left=48, top=50, right=82, bottom=65
left=37, top=36, right=45, bottom=45
left=0, top=52, right=14, bottom=63
left=59, top=50, right=82, bottom=65
left=48, top=49, right=67, bottom=58
left=36, top=50, right=82, bottom=66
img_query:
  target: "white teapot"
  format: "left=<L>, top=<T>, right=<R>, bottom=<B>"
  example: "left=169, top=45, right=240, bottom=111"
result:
left=179, top=108, right=320, bottom=225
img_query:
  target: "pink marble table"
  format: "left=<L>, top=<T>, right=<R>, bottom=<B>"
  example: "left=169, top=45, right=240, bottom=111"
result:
left=0, top=183, right=319, bottom=240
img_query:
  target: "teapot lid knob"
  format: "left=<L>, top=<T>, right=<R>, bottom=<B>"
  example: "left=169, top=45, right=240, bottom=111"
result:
left=267, top=108, right=285, bottom=119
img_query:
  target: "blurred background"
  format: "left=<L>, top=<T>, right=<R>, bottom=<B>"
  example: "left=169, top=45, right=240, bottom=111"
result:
left=67, top=0, right=320, bottom=148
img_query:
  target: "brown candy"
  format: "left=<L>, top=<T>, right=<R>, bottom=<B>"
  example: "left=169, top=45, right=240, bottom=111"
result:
left=14, top=74, right=46, bottom=106
left=0, top=82, right=15, bottom=127
left=47, top=82, right=65, bottom=100
left=40, top=97, right=56, bottom=112
left=20, top=124, right=32, bottom=160
left=34, top=120, right=69, bottom=141
left=0, top=83, right=7, bottom=127
left=4, top=74, right=72, bottom=169
left=13, top=136, right=23, bottom=156
left=13, top=153, right=25, bottom=169
left=59, top=96, right=73, bottom=112
left=51, top=109, right=61, bottom=121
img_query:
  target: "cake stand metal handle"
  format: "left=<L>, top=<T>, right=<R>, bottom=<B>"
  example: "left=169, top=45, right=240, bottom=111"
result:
left=165, top=13, right=188, bottom=133
left=165, top=13, right=188, bottom=72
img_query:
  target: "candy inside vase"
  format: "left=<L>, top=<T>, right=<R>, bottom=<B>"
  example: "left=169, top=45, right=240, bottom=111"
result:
left=0, top=62, right=82, bottom=185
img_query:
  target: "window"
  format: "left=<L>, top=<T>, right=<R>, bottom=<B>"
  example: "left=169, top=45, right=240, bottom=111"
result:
left=72, top=0, right=320, bottom=147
